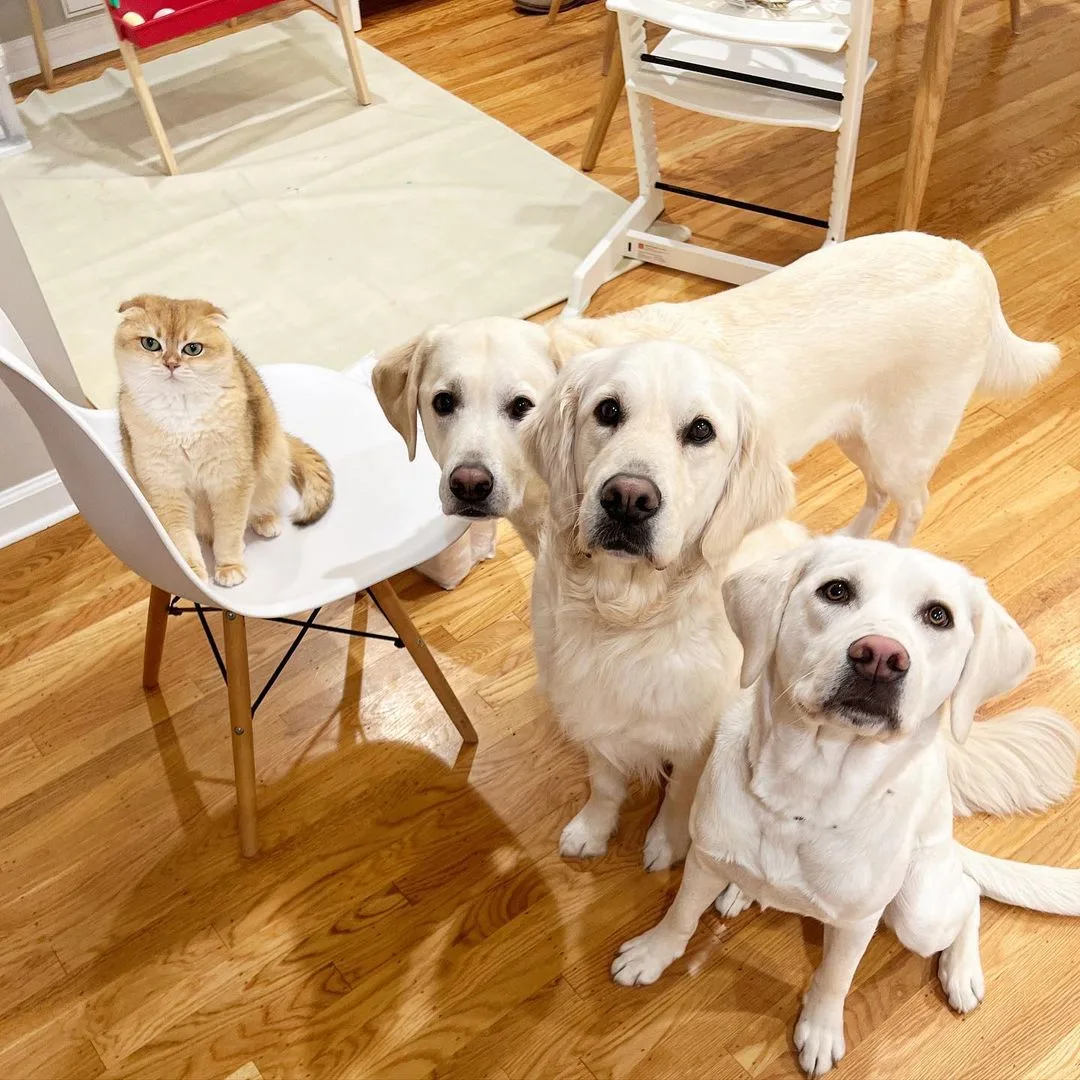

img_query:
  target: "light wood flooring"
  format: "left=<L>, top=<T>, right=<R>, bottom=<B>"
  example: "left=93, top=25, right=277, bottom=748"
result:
left=4, top=0, right=1080, bottom=1076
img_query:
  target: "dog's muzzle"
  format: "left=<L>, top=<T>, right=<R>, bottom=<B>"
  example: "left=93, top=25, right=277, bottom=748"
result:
left=588, top=472, right=661, bottom=556
left=823, top=635, right=909, bottom=730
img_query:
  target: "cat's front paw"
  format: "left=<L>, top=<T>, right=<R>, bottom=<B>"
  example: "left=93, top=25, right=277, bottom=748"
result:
left=186, top=557, right=209, bottom=581
left=251, top=514, right=282, bottom=539
left=214, top=563, right=247, bottom=587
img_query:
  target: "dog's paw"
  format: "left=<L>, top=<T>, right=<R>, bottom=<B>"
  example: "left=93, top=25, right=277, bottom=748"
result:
left=714, top=883, right=753, bottom=918
left=559, top=812, right=611, bottom=859
left=611, top=929, right=683, bottom=987
left=214, top=563, right=247, bottom=587
left=794, top=1002, right=846, bottom=1078
left=251, top=514, right=282, bottom=539
left=938, top=950, right=985, bottom=1014
left=642, top=818, right=689, bottom=872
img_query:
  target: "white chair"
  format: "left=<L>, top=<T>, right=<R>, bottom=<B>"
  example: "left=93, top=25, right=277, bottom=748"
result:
left=567, top=0, right=875, bottom=315
left=0, top=308, right=477, bottom=858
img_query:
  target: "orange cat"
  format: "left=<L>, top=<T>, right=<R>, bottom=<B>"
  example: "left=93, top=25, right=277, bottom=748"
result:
left=115, top=295, right=333, bottom=586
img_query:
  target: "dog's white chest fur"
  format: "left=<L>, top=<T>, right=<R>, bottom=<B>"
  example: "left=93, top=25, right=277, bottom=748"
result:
left=532, top=551, right=739, bottom=770
left=692, top=697, right=928, bottom=925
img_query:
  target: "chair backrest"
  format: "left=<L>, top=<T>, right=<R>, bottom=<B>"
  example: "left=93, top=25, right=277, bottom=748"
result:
left=0, top=310, right=217, bottom=604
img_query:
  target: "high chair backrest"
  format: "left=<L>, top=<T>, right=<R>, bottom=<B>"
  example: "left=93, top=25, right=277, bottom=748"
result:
left=0, top=307, right=217, bottom=604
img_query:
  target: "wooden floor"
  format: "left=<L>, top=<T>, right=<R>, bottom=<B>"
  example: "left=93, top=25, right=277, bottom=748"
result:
left=4, top=0, right=1080, bottom=1077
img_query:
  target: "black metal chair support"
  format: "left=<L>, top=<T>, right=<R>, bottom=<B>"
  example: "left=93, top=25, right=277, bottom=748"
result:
left=167, top=591, right=405, bottom=715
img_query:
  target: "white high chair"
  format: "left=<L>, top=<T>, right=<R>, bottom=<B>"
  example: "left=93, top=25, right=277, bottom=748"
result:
left=566, top=0, right=875, bottom=316
left=0, top=308, right=477, bottom=859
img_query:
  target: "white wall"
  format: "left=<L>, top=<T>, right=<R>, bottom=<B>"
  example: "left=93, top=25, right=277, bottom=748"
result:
left=0, top=194, right=78, bottom=547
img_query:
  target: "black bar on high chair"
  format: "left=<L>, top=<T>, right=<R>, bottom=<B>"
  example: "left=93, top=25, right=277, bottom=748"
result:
left=640, top=52, right=844, bottom=103
left=655, top=182, right=829, bottom=229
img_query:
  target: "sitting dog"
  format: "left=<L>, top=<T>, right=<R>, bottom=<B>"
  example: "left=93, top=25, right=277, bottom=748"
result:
left=611, top=536, right=1080, bottom=1076
left=373, top=231, right=1059, bottom=556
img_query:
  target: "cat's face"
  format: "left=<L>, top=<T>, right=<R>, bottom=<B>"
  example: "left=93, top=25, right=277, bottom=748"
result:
left=115, top=295, right=233, bottom=390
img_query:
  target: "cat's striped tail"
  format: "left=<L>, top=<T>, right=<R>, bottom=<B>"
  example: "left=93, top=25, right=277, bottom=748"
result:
left=287, top=435, right=334, bottom=525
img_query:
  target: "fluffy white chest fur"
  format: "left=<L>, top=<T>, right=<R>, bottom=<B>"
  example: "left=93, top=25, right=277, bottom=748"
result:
left=691, top=692, right=944, bottom=926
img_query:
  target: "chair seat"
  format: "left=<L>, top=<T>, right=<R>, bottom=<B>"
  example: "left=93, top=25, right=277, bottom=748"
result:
left=80, top=363, right=467, bottom=619
left=629, top=29, right=876, bottom=132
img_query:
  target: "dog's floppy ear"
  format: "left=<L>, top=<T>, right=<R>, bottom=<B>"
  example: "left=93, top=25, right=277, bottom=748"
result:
left=700, top=384, right=795, bottom=571
left=521, top=358, right=586, bottom=537
left=723, top=546, right=811, bottom=688
left=947, top=581, right=1035, bottom=743
left=372, top=330, right=441, bottom=461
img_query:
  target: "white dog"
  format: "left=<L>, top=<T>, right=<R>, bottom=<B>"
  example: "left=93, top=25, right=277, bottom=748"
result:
left=611, top=537, right=1080, bottom=1076
left=373, top=232, right=1059, bottom=556
left=524, top=339, right=801, bottom=872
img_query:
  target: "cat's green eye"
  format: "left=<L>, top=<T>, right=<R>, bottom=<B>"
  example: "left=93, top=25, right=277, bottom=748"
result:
left=182, top=343, right=204, bottom=357
left=140, top=337, right=162, bottom=352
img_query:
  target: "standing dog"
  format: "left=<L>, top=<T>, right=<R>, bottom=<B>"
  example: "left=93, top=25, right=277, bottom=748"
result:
left=374, top=232, right=1059, bottom=555
left=611, top=537, right=1080, bottom=1076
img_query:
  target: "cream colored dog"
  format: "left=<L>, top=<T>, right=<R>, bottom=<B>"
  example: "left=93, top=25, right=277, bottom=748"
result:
left=524, top=342, right=1077, bottom=873
left=374, top=231, right=1058, bottom=556
left=612, top=537, right=1080, bottom=1077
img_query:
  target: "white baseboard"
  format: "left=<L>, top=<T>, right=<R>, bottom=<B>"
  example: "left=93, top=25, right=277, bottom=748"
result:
left=0, top=470, right=76, bottom=550
left=1, top=11, right=117, bottom=83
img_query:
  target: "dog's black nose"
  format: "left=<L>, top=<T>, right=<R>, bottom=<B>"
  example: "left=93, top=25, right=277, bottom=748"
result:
left=847, top=635, right=910, bottom=683
left=449, top=464, right=493, bottom=503
left=600, top=474, right=661, bottom=524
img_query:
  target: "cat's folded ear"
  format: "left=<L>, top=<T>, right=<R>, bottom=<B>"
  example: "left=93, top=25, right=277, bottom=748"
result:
left=192, top=300, right=228, bottom=324
left=118, top=295, right=152, bottom=316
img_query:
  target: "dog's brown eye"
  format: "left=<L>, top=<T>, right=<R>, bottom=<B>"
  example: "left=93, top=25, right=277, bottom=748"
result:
left=432, top=391, right=456, bottom=417
left=140, top=336, right=162, bottom=352
left=595, top=398, right=621, bottom=427
left=507, top=395, right=533, bottom=420
left=923, top=602, right=953, bottom=629
left=683, top=417, right=715, bottom=445
left=818, top=579, right=852, bottom=604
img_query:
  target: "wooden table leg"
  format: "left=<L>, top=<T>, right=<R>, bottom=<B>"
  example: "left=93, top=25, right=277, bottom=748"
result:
left=118, top=39, right=179, bottom=175
left=547, top=0, right=566, bottom=26
left=332, top=0, right=371, bottom=105
left=25, top=0, right=54, bottom=89
left=222, top=611, right=259, bottom=858
left=895, top=0, right=965, bottom=229
left=581, top=33, right=624, bottom=173
left=368, top=579, right=478, bottom=744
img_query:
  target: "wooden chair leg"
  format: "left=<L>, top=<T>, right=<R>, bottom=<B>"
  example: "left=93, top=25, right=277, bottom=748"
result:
left=332, top=0, right=372, bottom=106
left=368, top=579, right=478, bottom=744
left=26, top=0, right=54, bottom=89
left=581, top=38, right=624, bottom=172
left=1008, top=0, right=1021, bottom=33
left=118, top=39, right=179, bottom=176
left=600, top=10, right=618, bottom=76
left=546, top=0, right=567, bottom=25
left=143, top=585, right=171, bottom=689
left=222, top=611, right=259, bottom=857
left=895, top=0, right=964, bottom=229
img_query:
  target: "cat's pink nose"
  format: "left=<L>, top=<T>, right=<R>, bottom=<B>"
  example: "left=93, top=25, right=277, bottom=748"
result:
left=163, top=357, right=181, bottom=371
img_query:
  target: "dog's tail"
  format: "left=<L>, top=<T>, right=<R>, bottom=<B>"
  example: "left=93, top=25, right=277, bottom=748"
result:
left=959, top=845, right=1080, bottom=916
left=944, top=707, right=1078, bottom=817
left=977, top=258, right=1060, bottom=396
left=287, top=434, right=334, bottom=525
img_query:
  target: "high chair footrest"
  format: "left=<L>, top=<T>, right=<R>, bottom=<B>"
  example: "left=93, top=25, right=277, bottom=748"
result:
left=655, top=181, right=828, bottom=228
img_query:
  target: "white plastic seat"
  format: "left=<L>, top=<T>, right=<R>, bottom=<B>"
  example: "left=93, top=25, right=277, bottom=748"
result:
left=0, top=308, right=477, bottom=856
left=567, top=0, right=874, bottom=314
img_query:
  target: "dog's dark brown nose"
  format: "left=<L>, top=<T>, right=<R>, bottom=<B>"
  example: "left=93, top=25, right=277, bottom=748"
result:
left=847, top=635, right=910, bottom=683
left=600, top=474, right=661, bottom=525
left=449, top=464, right=493, bottom=503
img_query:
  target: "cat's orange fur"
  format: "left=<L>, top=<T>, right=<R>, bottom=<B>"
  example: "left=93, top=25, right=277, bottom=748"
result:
left=115, top=295, right=333, bottom=587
